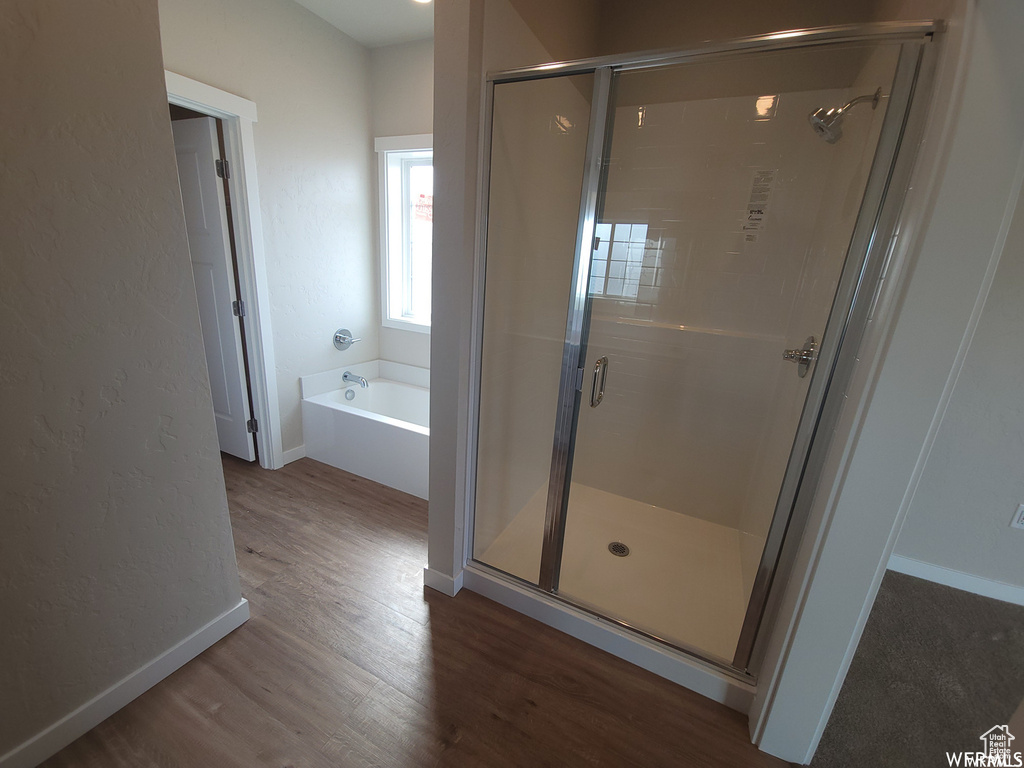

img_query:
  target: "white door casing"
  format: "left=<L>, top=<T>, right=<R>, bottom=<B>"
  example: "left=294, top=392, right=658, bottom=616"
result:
left=172, top=116, right=256, bottom=461
left=166, top=71, right=282, bottom=469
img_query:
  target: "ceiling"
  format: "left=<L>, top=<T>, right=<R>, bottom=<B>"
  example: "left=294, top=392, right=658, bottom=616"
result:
left=292, top=0, right=434, bottom=48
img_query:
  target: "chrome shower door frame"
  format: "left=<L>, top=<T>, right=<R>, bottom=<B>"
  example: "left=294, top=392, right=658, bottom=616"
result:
left=468, top=21, right=942, bottom=678
left=538, top=66, right=613, bottom=592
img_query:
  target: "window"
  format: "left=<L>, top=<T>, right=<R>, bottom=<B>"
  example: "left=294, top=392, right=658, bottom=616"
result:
left=589, top=222, right=647, bottom=300
left=376, top=134, right=433, bottom=331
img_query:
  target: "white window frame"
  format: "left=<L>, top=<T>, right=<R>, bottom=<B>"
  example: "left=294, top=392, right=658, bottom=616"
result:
left=376, top=134, right=433, bottom=333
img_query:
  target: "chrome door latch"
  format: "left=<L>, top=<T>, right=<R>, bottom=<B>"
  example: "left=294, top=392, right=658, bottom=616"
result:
left=783, top=336, right=818, bottom=378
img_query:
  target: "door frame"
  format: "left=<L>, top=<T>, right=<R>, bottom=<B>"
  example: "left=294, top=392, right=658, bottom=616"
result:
left=171, top=115, right=257, bottom=462
left=166, top=71, right=283, bottom=470
left=538, top=66, right=613, bottom=592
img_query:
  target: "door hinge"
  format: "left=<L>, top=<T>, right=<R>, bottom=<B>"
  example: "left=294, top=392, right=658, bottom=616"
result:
left=575, top=366, right=585, bottom=392
left=246, top=418, right=258, bottom=434
left=216, top=158, right=230, bottom=179
left=232, top=299, right=245, bottom=317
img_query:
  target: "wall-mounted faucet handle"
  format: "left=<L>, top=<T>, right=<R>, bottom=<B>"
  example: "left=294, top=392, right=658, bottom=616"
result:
left=783, top=336, right=818, bottom=378
left=333, top=328, right=362, bottom=351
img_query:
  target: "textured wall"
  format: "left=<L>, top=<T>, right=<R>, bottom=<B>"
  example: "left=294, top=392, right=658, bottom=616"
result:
left=371, top=39, right=434, bottom=370
left=0, top=0, right=242, bottom=754
left=159, top=0, right=376, bottom=453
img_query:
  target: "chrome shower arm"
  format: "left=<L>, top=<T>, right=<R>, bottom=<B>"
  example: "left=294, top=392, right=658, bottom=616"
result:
left=836, top=87, right=882, bottom=118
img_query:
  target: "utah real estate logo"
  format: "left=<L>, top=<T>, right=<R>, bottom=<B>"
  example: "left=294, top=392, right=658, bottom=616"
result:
left=947, top=725, right=1022, bottom=767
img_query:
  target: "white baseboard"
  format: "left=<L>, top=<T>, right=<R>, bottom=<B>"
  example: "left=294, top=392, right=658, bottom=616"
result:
left=888, top=555, right=1024, bottom=606
left=280, top=445, right=306, bottom=465
left=423, top=567, right=464, bottom=596
left=0, top=598, right=250, bottom=768
left=462, top=565, right=755, bottom=714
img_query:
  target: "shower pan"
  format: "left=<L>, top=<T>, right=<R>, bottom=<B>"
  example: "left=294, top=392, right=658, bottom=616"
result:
left=469, top=23, right=938, bottom=676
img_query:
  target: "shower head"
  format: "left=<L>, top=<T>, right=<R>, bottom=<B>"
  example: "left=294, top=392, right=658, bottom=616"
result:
left=808, top=108, right=844, bottom=144
left=808, top=87, right=882, bottom=144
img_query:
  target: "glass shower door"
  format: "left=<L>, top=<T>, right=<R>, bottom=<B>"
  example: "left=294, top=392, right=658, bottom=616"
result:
left=472, top=73, right=596, bottom=585
left=471, top=29, right=932, bottom=674
left=556, top=45, right=903, bottom=665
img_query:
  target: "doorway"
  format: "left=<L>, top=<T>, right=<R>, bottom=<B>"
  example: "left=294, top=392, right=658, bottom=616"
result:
left=171, top=106, right=257, bottom=462
left=165, top=71, right=283, bottom=469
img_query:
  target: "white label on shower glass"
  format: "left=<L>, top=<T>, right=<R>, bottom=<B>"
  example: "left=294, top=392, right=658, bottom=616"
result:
left=744, top=169, right=777, bottom=242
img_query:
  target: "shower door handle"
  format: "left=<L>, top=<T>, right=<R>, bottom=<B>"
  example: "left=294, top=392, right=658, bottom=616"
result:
left=590, top=356, right=609, bottom=408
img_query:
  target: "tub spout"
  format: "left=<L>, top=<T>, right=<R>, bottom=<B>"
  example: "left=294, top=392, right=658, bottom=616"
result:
left=342, top=371, right=369, bottom=388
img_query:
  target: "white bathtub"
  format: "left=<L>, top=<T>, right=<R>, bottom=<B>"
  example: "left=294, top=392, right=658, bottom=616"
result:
left=301, top=361, right=429, bottom=499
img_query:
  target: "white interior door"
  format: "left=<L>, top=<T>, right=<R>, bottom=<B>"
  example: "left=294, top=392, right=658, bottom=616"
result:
left=172, top=116, right=256, bottom=461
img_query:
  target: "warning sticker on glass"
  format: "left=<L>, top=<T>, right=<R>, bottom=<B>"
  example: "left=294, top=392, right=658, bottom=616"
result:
left=743, top=169, right=777, bottom=242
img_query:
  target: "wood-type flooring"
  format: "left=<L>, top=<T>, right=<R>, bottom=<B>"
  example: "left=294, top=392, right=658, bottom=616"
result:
left=44, top=456, right=790, bottom=768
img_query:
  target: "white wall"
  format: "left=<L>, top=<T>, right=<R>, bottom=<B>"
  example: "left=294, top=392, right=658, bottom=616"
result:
left=0, top=0, right=243, bottom=760
left=499, top=0, right=599, bottom=61
left=371, top=40, right=434, bottom=137
left=371, top=39, right=434, bottom=370
left=427, top=0, right=485, bottom=589
left=159, top=0, right=377, bottom=454
left=892, top=32, right=1024, bottom=589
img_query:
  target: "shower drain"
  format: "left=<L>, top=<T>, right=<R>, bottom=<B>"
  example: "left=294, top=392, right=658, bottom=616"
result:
left=608, top=541, right=630, bottom=557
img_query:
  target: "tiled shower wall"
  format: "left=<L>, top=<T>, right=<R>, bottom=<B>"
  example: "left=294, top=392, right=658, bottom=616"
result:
left=572, top=86, right=851, bottom=520
left=475, top=44, right=903, bottom=597
left=570, top=46, right=901, bottom=595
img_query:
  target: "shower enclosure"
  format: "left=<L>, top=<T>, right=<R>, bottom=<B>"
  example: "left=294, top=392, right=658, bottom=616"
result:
left=469, top=23, right=938, bottom=675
